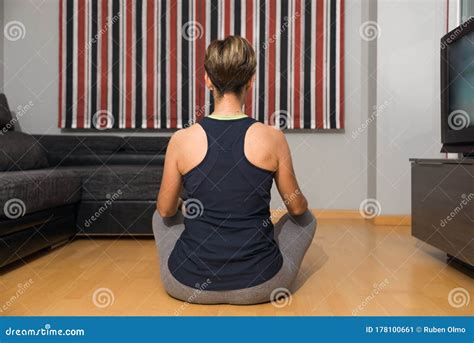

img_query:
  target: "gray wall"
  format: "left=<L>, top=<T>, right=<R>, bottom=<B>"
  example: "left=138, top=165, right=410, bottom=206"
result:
left=3, top=0, right=372, bottom=211
left=376, top=0, right=446, bottom=215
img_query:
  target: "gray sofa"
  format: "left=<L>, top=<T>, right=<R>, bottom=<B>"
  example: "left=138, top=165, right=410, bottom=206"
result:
left=0, top=94, right=169, bottom=267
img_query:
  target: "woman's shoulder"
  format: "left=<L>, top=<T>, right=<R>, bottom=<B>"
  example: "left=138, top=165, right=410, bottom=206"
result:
left=248, top=121, right=287, bottom=145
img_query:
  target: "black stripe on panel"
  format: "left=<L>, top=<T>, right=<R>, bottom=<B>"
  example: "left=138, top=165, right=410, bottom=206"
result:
left=329, top=0, right=337, bottom=128
left=65, top=0, right=74, bottom=128
left=181, top=0, right=190, bottom=126
left=258, top=0, right=266, bottom=123
left=303, top=0, right=312, bottom=129
left=135, top=0, right=143, bottom=128
left=234, top=0, right=241, bottom=36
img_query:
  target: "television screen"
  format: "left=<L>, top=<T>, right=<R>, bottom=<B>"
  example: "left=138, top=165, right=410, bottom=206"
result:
left=447, top=29, right=474, bottom=131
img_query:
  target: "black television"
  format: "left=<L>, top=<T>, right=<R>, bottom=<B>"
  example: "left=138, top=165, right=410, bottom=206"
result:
left=440, top=17, right=474, bottom=156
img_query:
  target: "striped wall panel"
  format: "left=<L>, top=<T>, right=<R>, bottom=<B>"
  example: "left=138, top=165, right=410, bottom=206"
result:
left=59, top=0, right=345, bottom=130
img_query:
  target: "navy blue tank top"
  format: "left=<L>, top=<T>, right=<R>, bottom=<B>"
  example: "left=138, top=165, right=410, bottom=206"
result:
left=168, top=116, right=283, bottom=291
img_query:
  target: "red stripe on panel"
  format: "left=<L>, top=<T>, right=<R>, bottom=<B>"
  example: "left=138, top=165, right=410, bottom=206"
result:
left=224, top=0, right=231, bottom=37
left=100, top=0, right=108, bottom=126
left=146, top=0, right=155, bottom=128
left=170, top=0, right=178, bottom=128
left=76, top=0, right=86, bottom=128
left=339, top=0, right=345, bottom=128
left=195, top=0, right=206, bottom=122
left=267, top=0, right=276, bottom=124
left=315, top=0, right=324, bottom=129
left=245, top=0, right=253, bottom=117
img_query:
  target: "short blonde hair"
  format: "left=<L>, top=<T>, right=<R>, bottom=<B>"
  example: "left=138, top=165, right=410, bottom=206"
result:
left=204, top=36, right=256, bottom=97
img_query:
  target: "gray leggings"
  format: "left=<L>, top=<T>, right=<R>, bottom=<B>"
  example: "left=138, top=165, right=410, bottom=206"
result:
left=152, top=210, right=316, bottom=305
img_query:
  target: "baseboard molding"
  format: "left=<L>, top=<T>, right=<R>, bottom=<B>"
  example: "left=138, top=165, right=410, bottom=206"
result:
left=372, top=215, right=411, bottom=226
left=270, top=209, right=411, bottom=226
left=311, top=209, right=364, bottom=219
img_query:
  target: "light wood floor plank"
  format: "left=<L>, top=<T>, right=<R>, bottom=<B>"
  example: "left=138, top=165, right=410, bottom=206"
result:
left=0, top=219, right=472, bottom=316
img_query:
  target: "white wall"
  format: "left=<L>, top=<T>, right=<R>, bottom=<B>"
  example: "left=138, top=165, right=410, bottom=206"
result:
left=376, top=0, right=447, bottom=215
left=3, top=0, right=372, bottom=211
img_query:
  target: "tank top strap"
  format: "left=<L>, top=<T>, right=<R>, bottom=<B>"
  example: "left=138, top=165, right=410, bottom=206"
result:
left=230, top=118, right=274, bottom=199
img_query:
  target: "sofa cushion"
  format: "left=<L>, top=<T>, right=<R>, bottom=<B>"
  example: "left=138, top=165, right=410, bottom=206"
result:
left=59, top=165, right=163, bottom=201
left=0, top=169, right=81, bottom=218
left=34, top=135, right=125, bottom=155
left=122, top=136, right=169, bottom=154
left=0, top=94, right=13, bottom=132
left=0, top=132, right=49, bottom=171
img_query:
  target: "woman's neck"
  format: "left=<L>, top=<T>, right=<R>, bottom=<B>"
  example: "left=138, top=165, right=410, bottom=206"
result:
left=212, top=93, right=245, bottom=116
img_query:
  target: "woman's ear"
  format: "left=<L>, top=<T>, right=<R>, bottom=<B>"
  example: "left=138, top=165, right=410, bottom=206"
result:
left=246, top=74, right=255, bottom=91
left=204, top=72, right=214, bottom=91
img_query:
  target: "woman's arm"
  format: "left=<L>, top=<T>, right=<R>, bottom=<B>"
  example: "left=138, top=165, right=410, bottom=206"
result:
left=157, top=133, right=183, bottom=217
left=273, top=131, right=308, bottom=216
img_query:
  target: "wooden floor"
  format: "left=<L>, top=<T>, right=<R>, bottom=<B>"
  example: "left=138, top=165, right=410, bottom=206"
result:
left=1, top=218, right=472, bottom=316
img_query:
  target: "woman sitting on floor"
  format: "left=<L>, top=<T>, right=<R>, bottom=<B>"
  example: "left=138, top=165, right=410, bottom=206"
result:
left=154, top=36, right=316, bottom=305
